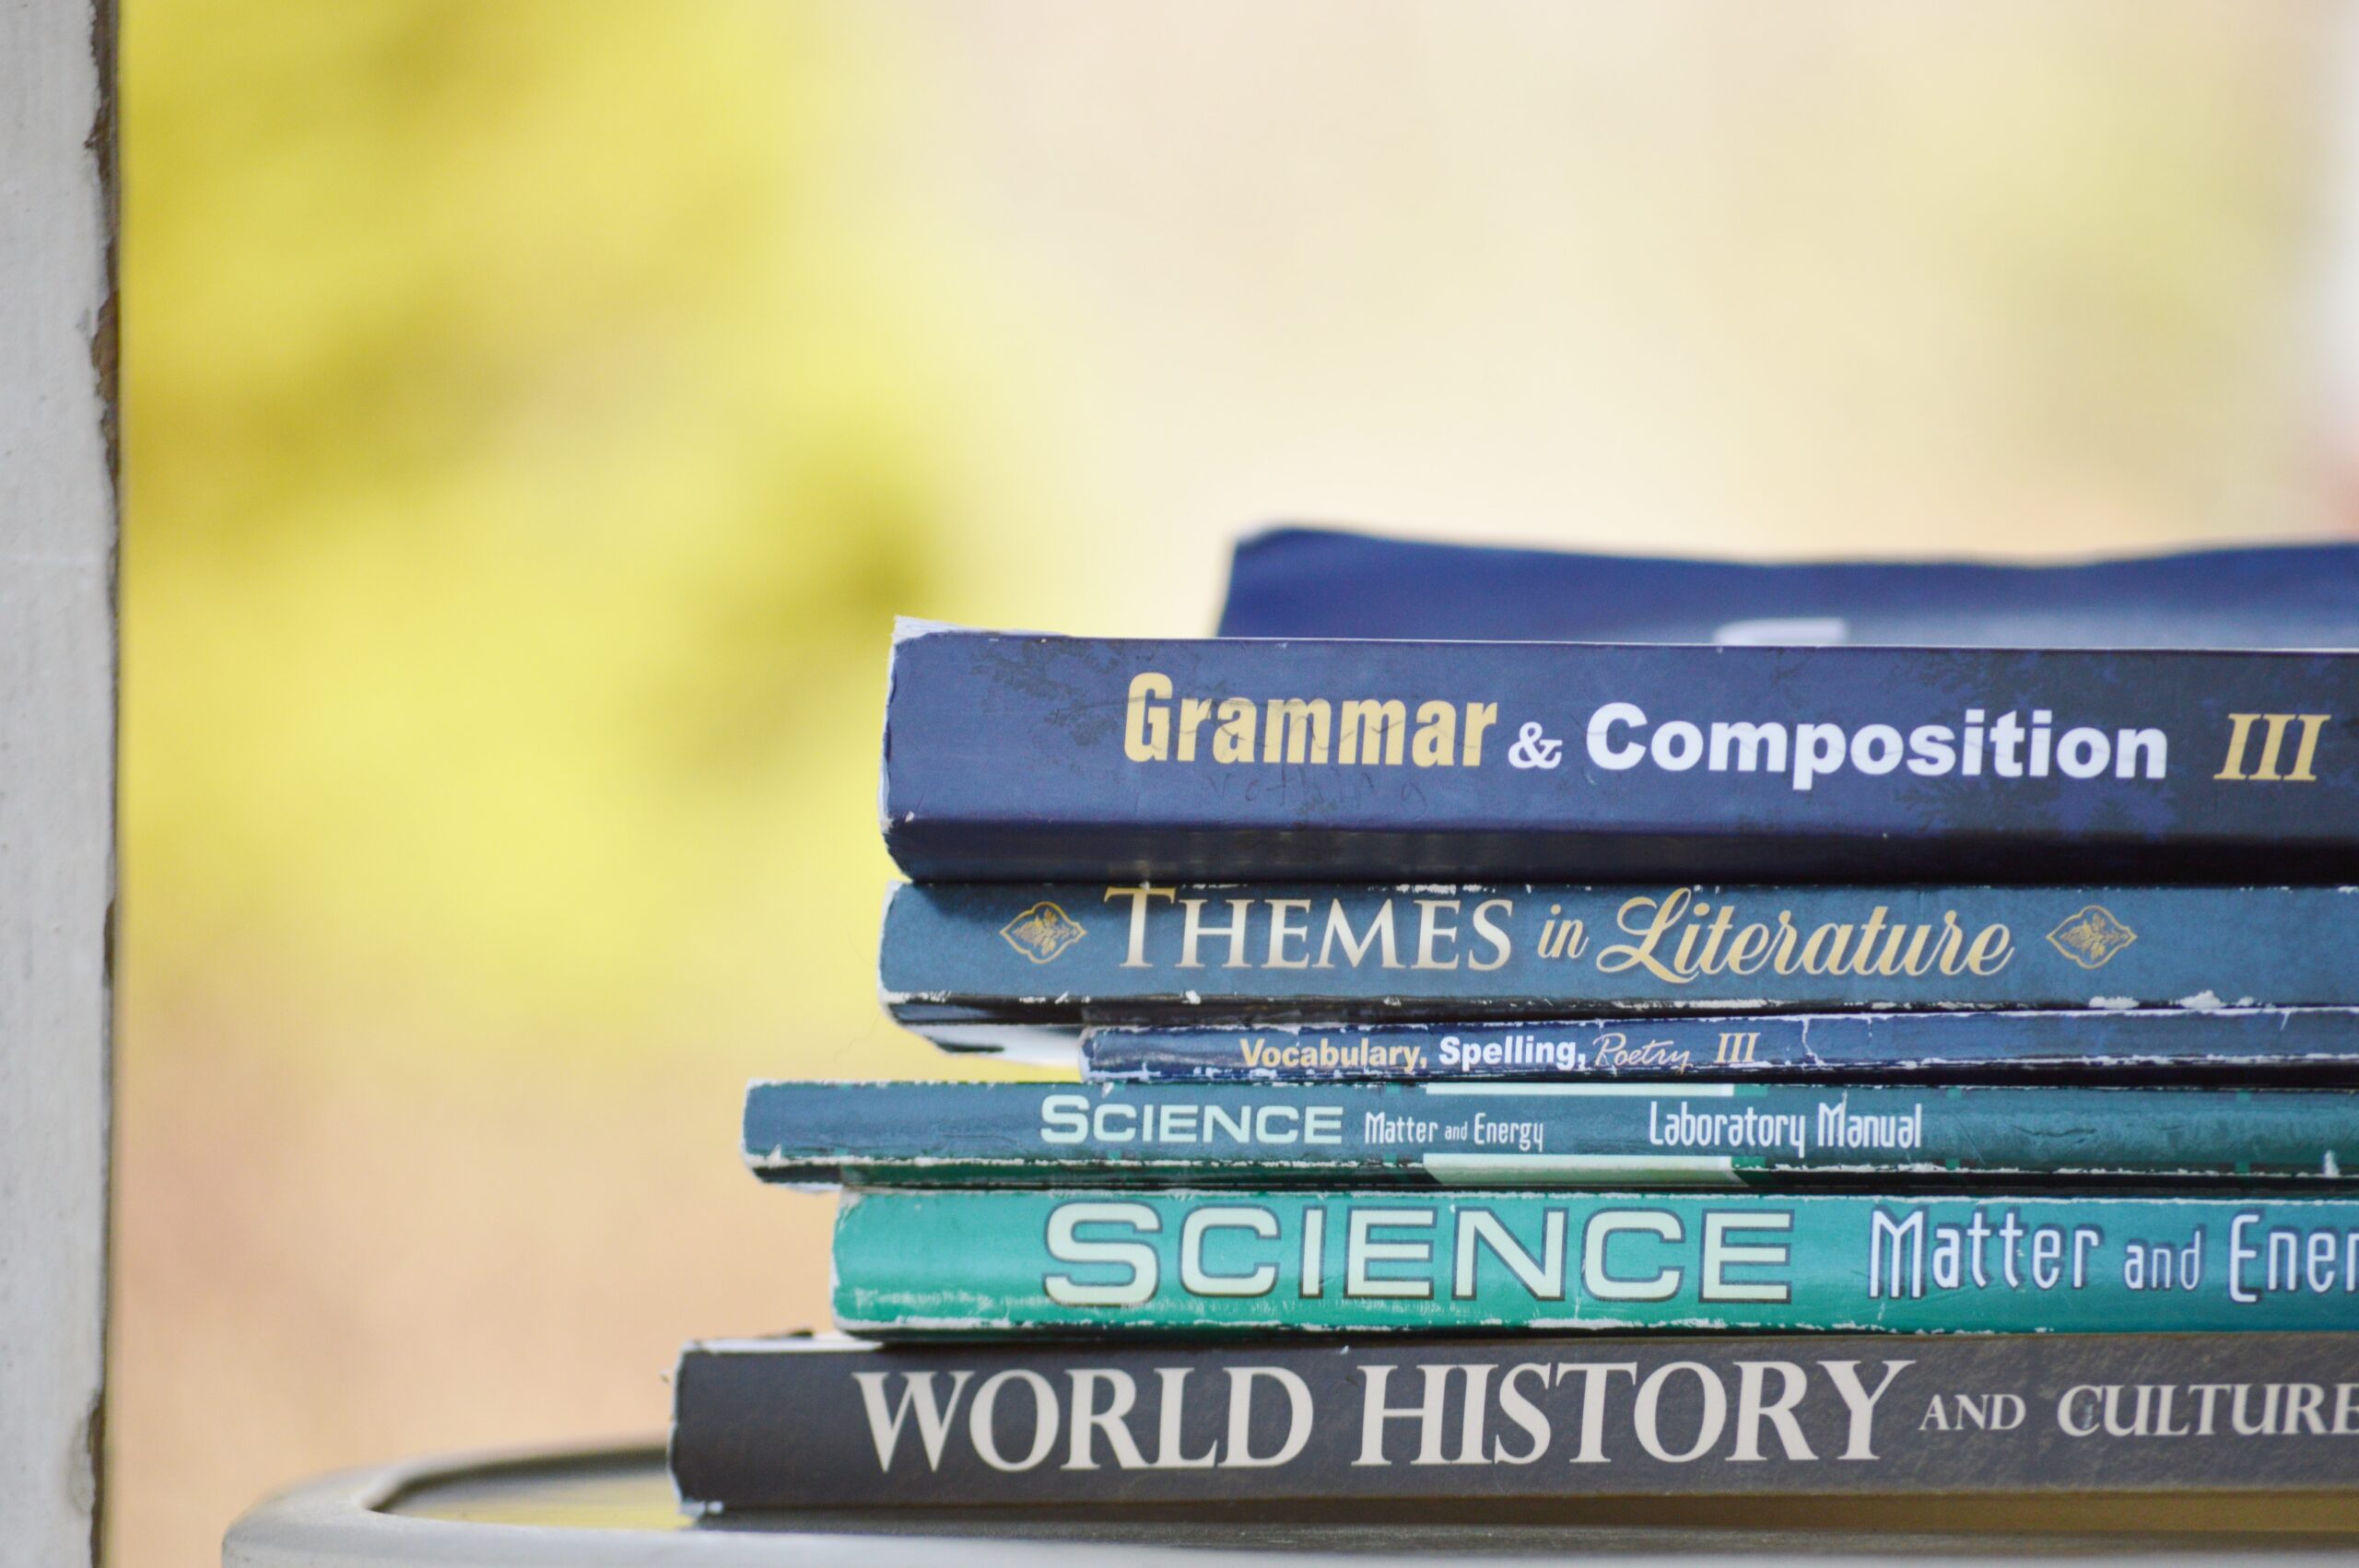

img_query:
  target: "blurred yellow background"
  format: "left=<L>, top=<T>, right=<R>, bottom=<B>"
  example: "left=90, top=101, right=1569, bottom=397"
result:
left=116, top=3, right=2353, bottom=1562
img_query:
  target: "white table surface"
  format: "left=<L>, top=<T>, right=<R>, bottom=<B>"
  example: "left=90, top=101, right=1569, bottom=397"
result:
left=220, top=1440, right=2359, bottom=1566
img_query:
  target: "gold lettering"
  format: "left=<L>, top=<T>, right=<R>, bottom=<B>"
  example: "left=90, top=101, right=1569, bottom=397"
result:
left=2251, top=714, right=2294, bottom=782
left=1213, top=697, right=1256, bottom=764
left=1462, top=702, right=1499, bottom=766
left=1595, top=892, right=1691, bottom=984
left=1105, top=884, right=1176, bottom=968
left=1797, top=922, right=1854, bottom=974
left=1467, top=899, right=1514, bottom=972
left=1262, top=697, right=1332, bottom=765
left=1694, top=905, right=1739, bottom=974
left=1934, top=911, right=1967, bottom=975
left=1848, top=907, right=1891, bottom=976
left=2217, top=713, right=2329, bottom=784
left=1126, top=687, right=1497, bottom=770
left=1266, top=898, right=1312, bottom=969
left=1177, top=697, right=1214, bottom=762
left=1179, top=897, right=1254, bottom=968
left=1411, top=700, right=1457, bottom=767
left=1123, top=673, right=1171, bottom=761
left=1587, top=897, right=2001, bottom=989
left=1413, top=900, right=1461, bottom=969
left=1317, top=900, right=1400, bottom=969
left=1339, top=699, right=1406, bottom=766
left=2289, top=714, right=2330, bottom=782
left=1964, top=923, right=2014, bottom=976
left=1672, top=909, right=1707, bottom=976
left=2217, top=713, right=2259, bottom=780
left=1542, top=919, right=1588, bottom=961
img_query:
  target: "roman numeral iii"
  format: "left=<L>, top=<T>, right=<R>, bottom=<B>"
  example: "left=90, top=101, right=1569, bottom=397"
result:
left=2214, top=714, right=2330, bottom=783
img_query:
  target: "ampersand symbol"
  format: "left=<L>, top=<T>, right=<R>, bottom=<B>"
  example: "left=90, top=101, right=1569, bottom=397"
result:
left=1507, top=721, right=1563, bottom=770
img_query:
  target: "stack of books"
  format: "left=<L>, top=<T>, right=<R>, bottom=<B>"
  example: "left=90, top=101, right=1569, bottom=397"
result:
left=673, top=529, right=2359, bottom=1517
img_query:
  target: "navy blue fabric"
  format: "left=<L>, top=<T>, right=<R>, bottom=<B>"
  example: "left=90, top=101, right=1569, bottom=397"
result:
left=1218, top=526, right=2359, bottom=648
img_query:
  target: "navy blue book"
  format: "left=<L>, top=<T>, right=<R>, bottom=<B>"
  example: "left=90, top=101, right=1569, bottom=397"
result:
left=879, top=625, right=2359, bottom=883
left=1217, top=526, right=2359, bottom=647
left=1085, top=1008, right=2359, bottom=1083
left=741, top=1079, right=2359, bottom=1188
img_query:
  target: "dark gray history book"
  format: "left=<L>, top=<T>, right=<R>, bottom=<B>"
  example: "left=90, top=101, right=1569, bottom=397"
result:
left=671, top=1332, right=2359, bottom=1511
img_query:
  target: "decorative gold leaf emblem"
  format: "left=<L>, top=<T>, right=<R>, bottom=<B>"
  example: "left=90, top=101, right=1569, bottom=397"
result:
left=999, top=901, right=1086, bottom=964
left=2046, top=905, right=2137, bottom=969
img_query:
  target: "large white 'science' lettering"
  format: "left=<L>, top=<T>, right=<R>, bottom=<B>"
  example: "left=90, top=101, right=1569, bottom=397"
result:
left=1585, top=705, right=2167, bottom=792
left=1123, top=673, right=1498, bottom=767
left=1041, top=1199, right=1795, bottom=1310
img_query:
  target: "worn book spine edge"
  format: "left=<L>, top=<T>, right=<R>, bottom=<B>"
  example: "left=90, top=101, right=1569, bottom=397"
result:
left=1079, top=1008, right=2359, bottom=1082
left=670, top=1330, right=2359, bottom=1510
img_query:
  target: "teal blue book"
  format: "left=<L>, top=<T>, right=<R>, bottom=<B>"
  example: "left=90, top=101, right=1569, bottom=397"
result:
left=829, top=1189, right=2359, bottom=1335
left=745, top=1080, right=2359, bottom=1188
left=882, top=882, right=2359, bottom=1034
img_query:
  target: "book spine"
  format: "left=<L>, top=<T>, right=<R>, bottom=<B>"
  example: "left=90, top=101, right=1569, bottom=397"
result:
left=1083, top=1008, right=2359, bottom=1082
left=829, top=1189, right=2359, bottom=1335
left=880, top=627, right=2359, bottom=882
left=744, top=1081, right=2357, bottom=1188
left=880, top=882, right=2359, bottom=1026
left=671, top=1331, right=2359, bottom=1509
